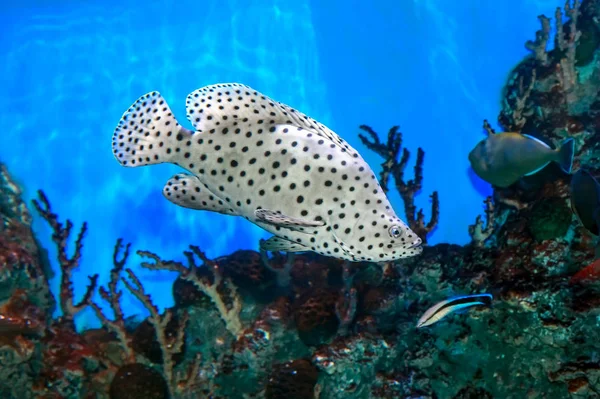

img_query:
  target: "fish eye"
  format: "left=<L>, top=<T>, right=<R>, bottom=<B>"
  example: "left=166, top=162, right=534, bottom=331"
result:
left=388, top=225, right=403, bottom=238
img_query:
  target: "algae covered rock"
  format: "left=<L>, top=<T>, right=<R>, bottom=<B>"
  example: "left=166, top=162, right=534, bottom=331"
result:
left=265, top=359, right=318, bottom=399
left=109, top=363, right=169, bottom=399
left=529, top=197, right=572, bottom=241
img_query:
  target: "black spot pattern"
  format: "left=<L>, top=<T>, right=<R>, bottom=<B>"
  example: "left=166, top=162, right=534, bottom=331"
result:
left=113, top=83, right=423, bottom=262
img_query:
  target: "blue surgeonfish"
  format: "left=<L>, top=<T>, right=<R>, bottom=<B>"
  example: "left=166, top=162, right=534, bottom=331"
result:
left=416, top=293, right=493, bottom=328
left=469, top=131, right=574, bottom=188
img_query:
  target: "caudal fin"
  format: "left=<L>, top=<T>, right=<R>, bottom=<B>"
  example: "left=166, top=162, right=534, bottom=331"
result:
left=557, top=138, right=575, bottom=174
left=112, top=91, right=192, bottom=167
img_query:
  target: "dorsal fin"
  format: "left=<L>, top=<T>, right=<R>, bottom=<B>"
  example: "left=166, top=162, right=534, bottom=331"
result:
left=184, top=83, right=359, bottom=157
left=522, top=134, right=551, bottom=149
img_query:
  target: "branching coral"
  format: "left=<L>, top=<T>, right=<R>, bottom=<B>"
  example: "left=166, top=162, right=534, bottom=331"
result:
left=525, top=1, right=582, bottom=66
left=499, top=1, right=589, bottom=136
left=50, top=240, right=202, bottom=398
left=525, top=0, right=583, bottom=107
left=87, top=239, right=136, bottom=364
left=138, top=246, right=243, bottom=338
left=510, top=70, right=537, bottom=132
left=468, top=197, right=496, bottom=247
left=358, top=125, right=439, bottom=243
left=87, top=239, right=206, bottom=398
left=30, top=191, right=113, bottom=396
left=30, top=192, right=209, bottom=397
left=121, top=269, right=190, bottom=397
left=555, top=1, right=582, bottom=102
left=525, top=15, right=552, bottom=65
left=31, top=190, right=98, bottom=326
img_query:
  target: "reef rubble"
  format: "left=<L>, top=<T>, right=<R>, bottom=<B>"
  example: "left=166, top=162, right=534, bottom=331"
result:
left=1, top=1, right=600, bottom=398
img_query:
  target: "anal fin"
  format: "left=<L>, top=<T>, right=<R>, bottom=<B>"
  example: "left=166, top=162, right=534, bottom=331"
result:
left=162, top=174, right=237, bottom=215
left=255, top=208, right=325, bottom=231
left=524, top=161, right=550, bottom=176
left=260, top=236, right=308, bottom=253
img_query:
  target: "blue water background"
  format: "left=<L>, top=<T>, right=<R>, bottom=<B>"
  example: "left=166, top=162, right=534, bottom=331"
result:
left=0, top=0, right=564, bottom=329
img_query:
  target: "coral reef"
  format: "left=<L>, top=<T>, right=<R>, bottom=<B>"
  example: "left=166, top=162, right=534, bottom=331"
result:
left=1, top=1, right=600, bottom=398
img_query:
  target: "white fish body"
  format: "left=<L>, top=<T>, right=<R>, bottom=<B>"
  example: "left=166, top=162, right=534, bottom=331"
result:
left=112, top=83, right=423, bottom=262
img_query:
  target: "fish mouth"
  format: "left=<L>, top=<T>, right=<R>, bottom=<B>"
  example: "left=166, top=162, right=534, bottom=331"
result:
left=409, top=237, right=423, bottom=249
left=405, top=238, right=423, bottom=254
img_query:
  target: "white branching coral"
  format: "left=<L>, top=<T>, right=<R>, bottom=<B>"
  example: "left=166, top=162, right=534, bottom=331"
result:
left=138, top=245, right=243, bottom=338
left=525, top=0, right=582, bottom=106
left=469, top=197, right=495, bottom=247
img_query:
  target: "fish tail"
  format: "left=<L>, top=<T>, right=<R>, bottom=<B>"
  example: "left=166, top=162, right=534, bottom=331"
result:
left=112, top=91, right=192, bottom=167
left=556, top=138, right=575, bottom=174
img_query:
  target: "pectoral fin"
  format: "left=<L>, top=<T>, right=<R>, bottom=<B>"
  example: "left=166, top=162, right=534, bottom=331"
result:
left=163, top=174, right=237, bottom=215
left=254, top=208, right=325, bottom=231
left=259, top=236, right=309, bottom=253
left=332, top=232, right=356, bottom=257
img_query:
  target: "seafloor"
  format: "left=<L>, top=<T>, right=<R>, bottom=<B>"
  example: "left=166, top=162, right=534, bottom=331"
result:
left=2, top=1, right=600, bottom=398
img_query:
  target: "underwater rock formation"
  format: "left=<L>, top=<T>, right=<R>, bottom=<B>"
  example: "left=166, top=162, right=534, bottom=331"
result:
left=1, top=1, right=600, bottom=397
left=0, top=166, right=53, bottom=399
left=109, top=363, right=169, bottom=399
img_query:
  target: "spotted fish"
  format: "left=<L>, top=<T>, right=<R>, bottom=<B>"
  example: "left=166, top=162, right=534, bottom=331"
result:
left=111, top=83, right=423, bottom=262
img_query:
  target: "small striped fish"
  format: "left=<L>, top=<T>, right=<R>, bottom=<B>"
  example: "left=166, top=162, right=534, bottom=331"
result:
left=416, top=293, right=493, bottom=328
